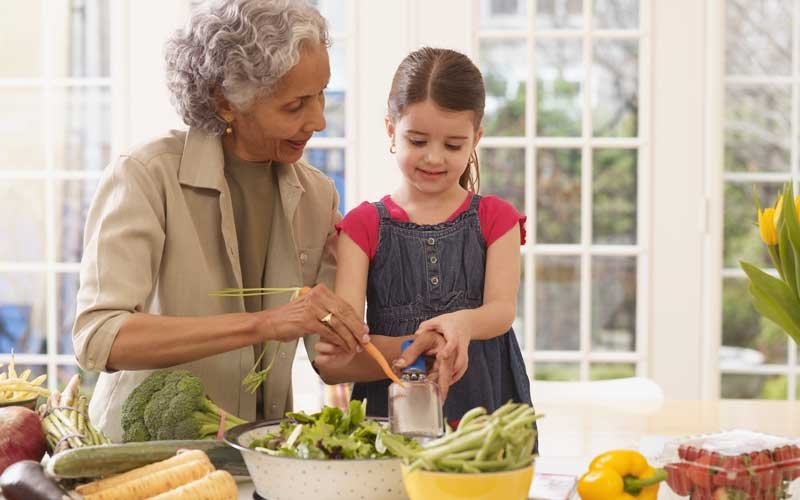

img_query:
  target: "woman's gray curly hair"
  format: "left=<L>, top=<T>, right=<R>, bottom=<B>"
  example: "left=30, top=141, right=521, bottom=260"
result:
left=165, top=0, right=329, bottom=135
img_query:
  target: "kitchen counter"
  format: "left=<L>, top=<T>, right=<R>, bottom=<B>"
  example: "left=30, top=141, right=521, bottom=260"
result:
left=234, top=399, right=800, bottom=499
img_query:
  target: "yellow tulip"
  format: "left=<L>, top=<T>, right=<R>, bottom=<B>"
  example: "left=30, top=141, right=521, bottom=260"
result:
left=795, top=196, right=800, bottom=223
left=774, top=195, right=784, bottom=227
left=759, top=207, right=779, bottom=246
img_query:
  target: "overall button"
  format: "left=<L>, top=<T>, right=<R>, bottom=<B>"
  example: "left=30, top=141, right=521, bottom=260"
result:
left=427, top=237, right=435, bottom=245
left=280, top=351, right=288, bottom=359
left=431, top=276, right=439, bottom=285
left=299, top=252, right=308, bottom=263
left=430, top=256, right=438, bottom=264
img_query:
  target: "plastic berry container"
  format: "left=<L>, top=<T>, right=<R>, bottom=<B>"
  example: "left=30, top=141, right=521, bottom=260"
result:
left=657, top=429, right=800, bottom=499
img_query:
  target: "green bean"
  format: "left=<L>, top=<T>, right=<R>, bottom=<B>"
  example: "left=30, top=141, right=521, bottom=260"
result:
left=457, top=406, right=487, bottom=430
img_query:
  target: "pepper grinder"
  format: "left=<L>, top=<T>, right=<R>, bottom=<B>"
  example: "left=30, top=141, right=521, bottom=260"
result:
left=388, top=339, right=444, bottom=441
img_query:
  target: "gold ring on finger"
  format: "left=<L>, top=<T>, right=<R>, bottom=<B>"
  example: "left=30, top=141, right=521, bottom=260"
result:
left=320, top=312, right=334, bottom=326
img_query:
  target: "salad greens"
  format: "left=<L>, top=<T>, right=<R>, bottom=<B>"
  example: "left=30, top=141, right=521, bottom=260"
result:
left=249, top=400, right=420, bottom=460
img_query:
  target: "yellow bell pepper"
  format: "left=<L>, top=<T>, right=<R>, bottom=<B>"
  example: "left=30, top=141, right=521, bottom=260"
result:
left=577, top=450, right=667, bottom=500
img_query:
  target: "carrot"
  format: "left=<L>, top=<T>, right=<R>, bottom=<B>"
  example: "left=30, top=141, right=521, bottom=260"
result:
left=147, top=470, right=238, bottom=500
left=81, top=458, right=214, bottom=500
left=76, top=450, right=210, bottom=496
left=363, top=342, right=404, bottom=386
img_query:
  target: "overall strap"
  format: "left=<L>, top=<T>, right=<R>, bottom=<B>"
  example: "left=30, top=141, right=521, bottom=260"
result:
left=468, top=193, right=482, bottom=212
left=373, top=201, right=391, bottom=220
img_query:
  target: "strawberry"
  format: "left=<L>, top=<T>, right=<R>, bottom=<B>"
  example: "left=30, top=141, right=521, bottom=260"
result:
left=666, top=462, right=694, bottom=496
left=717, top=455, right=749, bottom=490
left=688, top=453, right=716, bottom=490
left=749, top=451, right=779, bottom=491
left=684, top=445, right=701, bottom=462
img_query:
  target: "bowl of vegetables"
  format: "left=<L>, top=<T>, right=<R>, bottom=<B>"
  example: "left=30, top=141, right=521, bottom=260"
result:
left=225, top=400, right=420, bottom=500
left=400, top=402, right=541, bottom=500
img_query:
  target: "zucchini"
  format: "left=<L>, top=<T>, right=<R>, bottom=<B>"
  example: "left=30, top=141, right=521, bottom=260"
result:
left=46, top=441, right=247, bottom=479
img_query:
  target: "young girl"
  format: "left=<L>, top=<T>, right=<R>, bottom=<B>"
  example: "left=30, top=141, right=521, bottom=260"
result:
left=314, top=47, right=532, bottom=422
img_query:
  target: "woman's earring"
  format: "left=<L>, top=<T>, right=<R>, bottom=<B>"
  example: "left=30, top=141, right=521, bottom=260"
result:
left=389, top=143, right=397, bottom=154
left=225, top=122, right=233, bottom=135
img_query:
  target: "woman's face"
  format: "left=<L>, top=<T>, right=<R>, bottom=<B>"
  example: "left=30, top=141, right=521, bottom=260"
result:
left=221, top=42, right=330, bottom=163
left=386, top=99, right=482, bottom=197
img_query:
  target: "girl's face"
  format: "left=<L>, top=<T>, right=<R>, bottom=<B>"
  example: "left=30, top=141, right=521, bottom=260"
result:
left=386, top=99, right=483, bottom=197
left=219, top=42, right=330, bottom=163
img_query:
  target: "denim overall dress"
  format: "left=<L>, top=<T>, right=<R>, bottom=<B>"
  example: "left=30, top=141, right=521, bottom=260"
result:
left=350, top=194, right=533, bottom=424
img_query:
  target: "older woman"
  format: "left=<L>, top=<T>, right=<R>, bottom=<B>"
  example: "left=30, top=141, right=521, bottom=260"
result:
left=72, top=0, right=372, bottom=442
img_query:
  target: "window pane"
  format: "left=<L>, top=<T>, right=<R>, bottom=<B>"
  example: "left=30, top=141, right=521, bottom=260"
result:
left=592, top=40, right=638, bottom=137
left=726, top=0, right=793, bottom=76
left=534, top=362, right=579, bottom=381
left=57, top=364, right=100, bottom=398
left=535, top=255, right=580, bottom=350
left=592, top=148, right=637, bottom=245
left=0, top=89, right=46, bottom=170
left=722, top=277, right=787, bottom=366
left=0, top=3, right=43, bottom=77
left=320, top=43, right=346, bottom=138
left=480, top=39, right=527, bottom=137
left=591, top=256, right=636, bottom=352
left=313, top=0, right=348, bottom=32
left=723, top=182, right=781, bottom=269
left=304, top=148, right=345, bottom=214
left=536, top=39, right=582, bottom=137
left=724, top=85, right=791, bottom=173
left=54, top=87, right=112, bottom=170
left=0, top=273, right=46, bottom=355
left=57, top=273, right=80, bottom=355
left=593, top=0, right=639, bottom=30
left=536, top=148, right=581, bottom=244
left=480, top=0, right=527, bottom=30
left=721, top=373, right=786, bottom=399
left=479, top=147, right=525, bottom=213
left=590, top=363, right=635, bottom=380
left=53, top=0, right=111, bottom=77
left=536, top=0, right=582, bottom=30
left=56, top=179, right=99, bottom=263
left=0, top=180, right=46, bottom=261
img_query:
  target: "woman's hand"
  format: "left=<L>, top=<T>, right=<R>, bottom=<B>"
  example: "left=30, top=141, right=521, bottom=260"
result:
left=313, top=338, right=358, bottom=371
left=393, top=330, right=455, bottom=400
left=414, top=312, right=470, bottom=383
left=257, top=284, right=369, bottom=353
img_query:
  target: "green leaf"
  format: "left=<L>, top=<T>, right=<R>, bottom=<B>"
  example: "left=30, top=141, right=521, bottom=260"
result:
left=749, top=286, right=800, bottom=345
left=778, top=223, right=797, bottom=297
left=741, top=261, right=800, bottom=338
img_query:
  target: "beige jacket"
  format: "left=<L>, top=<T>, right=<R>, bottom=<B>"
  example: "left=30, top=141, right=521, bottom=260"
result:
left=73, top=128, right=340, bottom=442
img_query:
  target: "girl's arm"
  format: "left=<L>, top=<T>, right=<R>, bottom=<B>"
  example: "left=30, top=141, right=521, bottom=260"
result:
left=460, top=223, right=521, bottom=340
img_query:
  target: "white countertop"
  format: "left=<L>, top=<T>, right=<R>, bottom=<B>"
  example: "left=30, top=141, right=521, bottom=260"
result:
left=233, top=399, right=800, bottom=499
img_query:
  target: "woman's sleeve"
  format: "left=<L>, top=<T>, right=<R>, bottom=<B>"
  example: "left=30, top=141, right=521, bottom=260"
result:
left=335, top=201, right=379, bottom=260
left=305, top=178, right=342, bottom=362
left=478, top=195, right=527, bottom=246
left=72, top=155, right=166, bottom=372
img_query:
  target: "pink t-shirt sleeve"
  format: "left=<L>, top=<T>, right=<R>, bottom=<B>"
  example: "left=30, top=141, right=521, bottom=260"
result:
left=478, top=195, right=527, bottom=246
left=335, top=201, right=380, bottom=259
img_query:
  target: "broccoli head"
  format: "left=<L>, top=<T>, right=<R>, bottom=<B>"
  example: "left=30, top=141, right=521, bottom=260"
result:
left=121, top=369, right=169, bottom=442
left=121, top=369, right=247, bottom=442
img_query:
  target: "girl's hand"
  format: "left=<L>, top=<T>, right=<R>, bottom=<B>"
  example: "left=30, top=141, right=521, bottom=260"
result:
left=312, top=339, right=358, bottom=371
left=394, top=329, right=454, bottom=400
left=258, top=284, right=370, bottom=353
left=414, top=313, right=470, bottom=383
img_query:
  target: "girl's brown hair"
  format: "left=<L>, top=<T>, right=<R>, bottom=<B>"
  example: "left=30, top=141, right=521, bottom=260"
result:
left=387, top=47, right=485, bottom=193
